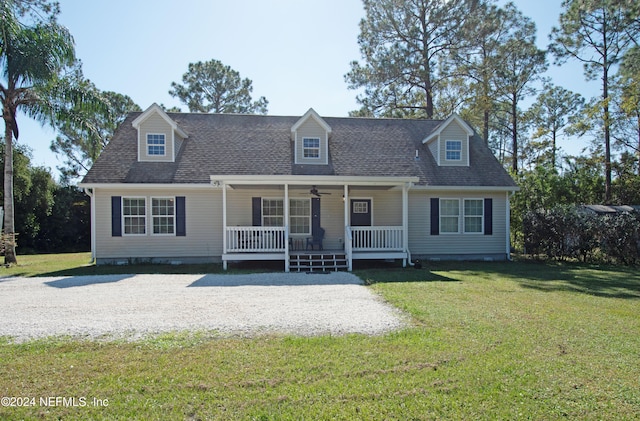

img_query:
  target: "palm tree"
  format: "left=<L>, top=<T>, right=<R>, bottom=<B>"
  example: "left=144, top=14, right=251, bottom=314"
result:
left=0, top=1, right=76, bottom=264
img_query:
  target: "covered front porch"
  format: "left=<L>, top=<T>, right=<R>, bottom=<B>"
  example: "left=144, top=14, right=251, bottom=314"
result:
left=213, top=175, right=417, bottom=272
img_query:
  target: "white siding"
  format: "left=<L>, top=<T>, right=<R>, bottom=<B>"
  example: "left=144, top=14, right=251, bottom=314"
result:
left=408, top=190, right=507, bottom=257
left=294, top=118, right=328, bottom=165
left=138, top=113, right=174, bottom=162
left=94, top=187, right=221, bottom=261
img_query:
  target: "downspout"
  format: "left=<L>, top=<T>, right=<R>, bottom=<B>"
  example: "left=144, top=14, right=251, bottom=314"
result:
left=83, top=188, right=96, bottom=263
left=284, top=183, right=290, bottom=273
left=222, top=181, right=228, bottom=270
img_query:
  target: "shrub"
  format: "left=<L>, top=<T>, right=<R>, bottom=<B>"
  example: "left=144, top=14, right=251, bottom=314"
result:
left=523, top=205, right=638, bottom=264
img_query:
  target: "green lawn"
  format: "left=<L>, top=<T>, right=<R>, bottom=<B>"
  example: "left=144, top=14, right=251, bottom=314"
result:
left=1, top=255, right=639, bottom=419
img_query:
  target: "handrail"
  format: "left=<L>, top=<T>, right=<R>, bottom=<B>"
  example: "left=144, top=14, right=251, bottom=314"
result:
left=350, top=226, right=404, bottom=251
left=225, top=226, right=286, bottom=252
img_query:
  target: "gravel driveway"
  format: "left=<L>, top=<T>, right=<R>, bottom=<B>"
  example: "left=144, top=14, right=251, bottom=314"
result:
left=0, top=272, right=406, bottom=342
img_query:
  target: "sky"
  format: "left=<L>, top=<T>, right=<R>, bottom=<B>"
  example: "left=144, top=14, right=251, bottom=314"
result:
left=16, top=0, right=599, bottom=179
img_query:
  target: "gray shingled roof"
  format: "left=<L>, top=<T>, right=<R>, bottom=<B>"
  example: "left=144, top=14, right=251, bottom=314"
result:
left=81, top=112, right=517, bottom=188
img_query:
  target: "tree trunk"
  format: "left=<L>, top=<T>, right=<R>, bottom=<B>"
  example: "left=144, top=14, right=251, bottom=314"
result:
left=511, top=95, right=518, bottom=174
left=552, top=129, right=557, bottom=170
left=483, top=108, right=490, bottom=147
left=3, top=106, right=17, bottom=265
left=603, top=66, right=612, bottom=204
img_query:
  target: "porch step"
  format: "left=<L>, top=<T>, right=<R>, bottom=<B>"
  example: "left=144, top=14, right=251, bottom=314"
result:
left=289, top=253, right=348, bottom=272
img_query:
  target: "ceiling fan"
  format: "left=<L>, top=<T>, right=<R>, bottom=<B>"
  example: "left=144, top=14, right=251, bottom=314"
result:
left=310, top=185, right=332, bottom=197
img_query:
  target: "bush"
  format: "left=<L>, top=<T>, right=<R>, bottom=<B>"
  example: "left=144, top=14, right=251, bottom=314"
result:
left=600, top=212, right=640, bottom=265
left=523, top=205, right=638, bottom=264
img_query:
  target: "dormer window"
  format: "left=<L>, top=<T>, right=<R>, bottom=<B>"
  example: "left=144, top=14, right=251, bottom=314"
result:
left=133, top=103, right=188, bottom=162
left=422, top=114, right=473, bottom=167
left=303, top=138, right=320, bottom=159
left=445, top=140, right=462, bottom=161
left=147, top=134, right=166, bottom=156
left=291, top=108, right=331, bottom=165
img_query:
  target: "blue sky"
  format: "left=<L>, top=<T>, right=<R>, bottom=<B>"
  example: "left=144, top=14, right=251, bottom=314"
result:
left=17, top=0, right=598, bottom=178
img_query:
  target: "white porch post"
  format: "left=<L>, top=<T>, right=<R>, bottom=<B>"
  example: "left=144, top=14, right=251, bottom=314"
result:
left=84, top=188, right=96, bottom=263
left=222, top=181, right=228, bottom=270
left=402, top=183, right=409, bottom=267
left=284, top=183, right=290, bottom=272
left=344, top=184, right=352, bottom=271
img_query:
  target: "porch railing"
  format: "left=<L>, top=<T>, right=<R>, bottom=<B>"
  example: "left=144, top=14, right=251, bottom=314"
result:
left=225, top=226, right=286, bottom=253
left=351, top=226, right=404, bottom=251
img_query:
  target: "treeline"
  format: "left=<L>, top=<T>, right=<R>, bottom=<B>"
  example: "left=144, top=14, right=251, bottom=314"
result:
left=0, top=144, right=89, bottom=254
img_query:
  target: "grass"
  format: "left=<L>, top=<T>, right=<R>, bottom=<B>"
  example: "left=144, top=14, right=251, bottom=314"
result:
left=1, top=254, right=639, bottom=419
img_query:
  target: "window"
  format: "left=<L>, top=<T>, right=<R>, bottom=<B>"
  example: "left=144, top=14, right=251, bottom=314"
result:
left=303, top=137, right=320, bottom=158
left=123, top=197, right=146, bottom=235
left=353, top=201, right=369, bottom=214
left=147, top=134, right=165, bottom=156
left=464, top=199, right=483, bottom=233
left=445, top=140, right=462, bottom=161
left=440, top=199, right=460, bottom=233
left=262, top=199, right=284, bottom=227
left=290, top=199, right=311, bottom=234
left=152, top=198, right=175, bottom=235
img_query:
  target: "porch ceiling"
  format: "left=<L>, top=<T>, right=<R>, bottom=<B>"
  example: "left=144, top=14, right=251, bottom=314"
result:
left=227, top=184, right=397, bottom=192
left=211, top=175, right=418, bottom=190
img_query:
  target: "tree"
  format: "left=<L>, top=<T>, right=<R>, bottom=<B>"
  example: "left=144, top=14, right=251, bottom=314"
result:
left=0, top=1, right=76, bottom=264
left=550, top=0, right=640, bottom=202
left=524, top=82, right=585, bottom=170
left=455, top=2, right=529, bottom=145
left=614, top=46, right=640, bottom=162
left=492, top=18, right=547, bottom=174
left=50, top=67, right=140, bottom=183
left=0, top=142, right=55, bottom=253
left=169, top=59, right=268, bottom=114
left=345, top=0, right=475, bottom=119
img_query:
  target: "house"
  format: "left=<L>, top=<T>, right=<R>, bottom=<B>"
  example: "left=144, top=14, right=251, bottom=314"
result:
left=79, top=104, right=518, bottom=271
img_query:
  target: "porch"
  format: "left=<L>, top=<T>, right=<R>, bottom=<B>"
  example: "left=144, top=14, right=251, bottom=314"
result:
left=215, top=175, right=417, bottom=272
left=222, top=225, right=408, bottom=271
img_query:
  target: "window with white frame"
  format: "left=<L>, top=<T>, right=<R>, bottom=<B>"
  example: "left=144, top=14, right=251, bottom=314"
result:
left=440, top=199, right=460, bottom=233
left=445, top=140, right=462, bottom=161
left=464, top=199, right=483, bottom=233
left=353, top=201, right=369, bottom=214
left=152, top=197, right=175, bottom=234
left=289, top=199, right=311, bottom=234
left=147, top=134, right=166, bottom=156
left=303, top=137, right=320, bottom=158
left=123, top=197, right=146, bottom=235
left=262, top=199, right=284, bottom=227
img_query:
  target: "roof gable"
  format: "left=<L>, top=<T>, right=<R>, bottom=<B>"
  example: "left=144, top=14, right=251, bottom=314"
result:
left=291, top=108, right=332, bottom=134
left=422, top=114, right=473, bottom=144
left=132, top=103, right=188, bottom=138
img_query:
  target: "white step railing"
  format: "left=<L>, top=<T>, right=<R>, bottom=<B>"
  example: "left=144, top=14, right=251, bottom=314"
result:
left=351, top=226, right=404, bottom=251
left=226, top=226, right=286, bottom=252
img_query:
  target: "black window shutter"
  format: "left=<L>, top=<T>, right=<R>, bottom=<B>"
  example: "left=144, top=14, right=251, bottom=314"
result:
left=111, top=196, right=122, bottom=237
left=311, top=197, right=321, bottom=235
left=252, top=197, right=262, bottom=226
left=430, top=198, right=439, bottom=235
left=176, top=196, right=186, bottom=236
left=484, top=198, right=493, bottom=235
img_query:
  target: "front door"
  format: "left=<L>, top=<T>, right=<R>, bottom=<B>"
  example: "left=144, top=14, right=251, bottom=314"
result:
left=350, top=199, right=371, bottom=226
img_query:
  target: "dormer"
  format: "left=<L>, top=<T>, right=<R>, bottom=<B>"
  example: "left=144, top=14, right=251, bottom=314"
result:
left=132, top=103, right=188, bottom=162
left=422, top=114, right=474, bottom=166
left=291, top=108, right=331, bottom=165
